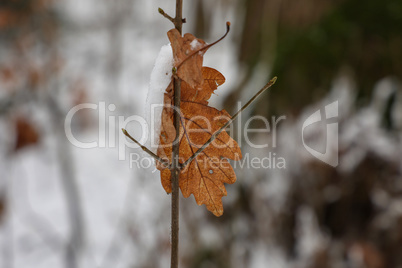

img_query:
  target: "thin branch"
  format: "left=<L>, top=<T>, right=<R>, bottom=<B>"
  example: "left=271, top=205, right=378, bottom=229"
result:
left=180, top=76, right=277, bottom=170
left=174, top=0, right=184, bottom=33
left=158, top=8, right=174, bottom=23
left=176, top=22, right=230, bottom=71
left=121, top=128, right=169, bottom=166
left=171, top=79, right=181, bottom=268
left=48, top=94, right=84, bottom=268
left=171, top=1, right=183, bottom=267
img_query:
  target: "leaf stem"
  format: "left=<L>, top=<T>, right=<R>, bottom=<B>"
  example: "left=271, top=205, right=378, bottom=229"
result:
left=180, top=76, right=277, bottom=170
left=176, top=22, right=230, bottom=71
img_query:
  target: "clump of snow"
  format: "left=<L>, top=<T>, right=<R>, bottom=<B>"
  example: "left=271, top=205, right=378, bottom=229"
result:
left=190, top=39, right=202, bottom=50
left=145, top=44, right=173, bottom=153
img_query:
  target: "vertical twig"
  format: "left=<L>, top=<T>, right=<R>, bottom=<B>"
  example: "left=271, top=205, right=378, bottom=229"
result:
left=171, top=1, right=183, bottom=268
left=44, top=21, right=84, bottom=268
left=49, top=95, right=84, bottom=268
left=174, top=0, right=183, bottom=34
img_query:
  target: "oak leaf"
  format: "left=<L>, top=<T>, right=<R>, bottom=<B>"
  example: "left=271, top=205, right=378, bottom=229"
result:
left=156, top=29, right=242, bottom=217
left=167, top=28, right=207, bottom=88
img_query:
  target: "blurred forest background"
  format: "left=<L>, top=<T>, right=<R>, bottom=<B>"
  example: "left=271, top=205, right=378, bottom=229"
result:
left=1, top=0, right=402, bottom=267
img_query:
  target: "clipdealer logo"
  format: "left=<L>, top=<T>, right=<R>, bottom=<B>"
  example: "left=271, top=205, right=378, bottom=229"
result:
left=302, top=101, right=339, bottom=167
left=64, top=101, right=339, bottom=168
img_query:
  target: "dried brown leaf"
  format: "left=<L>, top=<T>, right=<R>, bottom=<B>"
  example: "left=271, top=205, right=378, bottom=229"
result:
left=167, top=29, right=207, bottom=89
left=157, top=57, right=242, bottom=216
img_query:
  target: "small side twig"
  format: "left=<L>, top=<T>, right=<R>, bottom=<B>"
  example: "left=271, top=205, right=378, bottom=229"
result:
left=158, top=8, right=174, bottom=23
left=180, top=76, right=277, bottom=170
left=121, top=128, right=169, bottom=166
left=158, top=8, right=186, bottom=25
